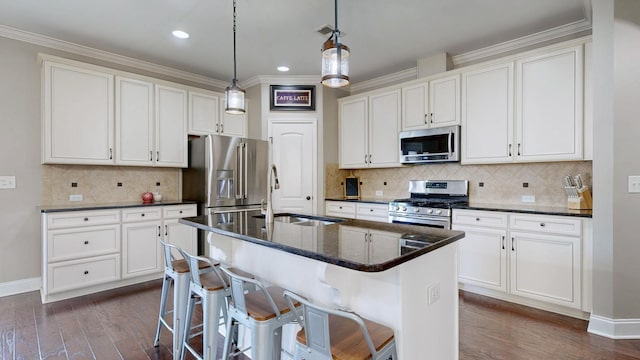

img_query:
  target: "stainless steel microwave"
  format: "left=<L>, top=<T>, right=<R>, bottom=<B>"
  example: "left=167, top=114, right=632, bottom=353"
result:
left=399, top=125, right=460, bottom=164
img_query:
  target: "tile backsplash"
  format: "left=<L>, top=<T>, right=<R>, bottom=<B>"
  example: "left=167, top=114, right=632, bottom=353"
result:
left=326, top=161, right=593, bottom=207
left=41, top=165, right=180, bottom=205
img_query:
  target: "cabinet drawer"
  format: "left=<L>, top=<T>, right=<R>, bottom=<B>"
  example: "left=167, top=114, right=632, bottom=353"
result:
left=48, top=224, right=120, bottom=262
left=510, top=214, right=581, bottom=236
left=163, top=205, right=197, bottom=219
left=356, top=203, right=389, bottom=222
left=452, top=210, right=508, bottom=228
left=47, top=254, right=120, bottom=294
left=325, top=201, right=356, bottom=218
left=46, top=210, right=120, bottom=229
left=122, top=207, right=162, bottom=222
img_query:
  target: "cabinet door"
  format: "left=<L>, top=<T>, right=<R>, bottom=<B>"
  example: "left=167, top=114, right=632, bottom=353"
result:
left=368, top=89, right=401, bottom=167
left=339, top=226, right=368, bottom=263
left=188, top=90, right=220, bottom=135
left=163, top=219, right=197, bottom=256
left=220, top=97, right=248, bottom=137
left=368, top=230, right=400, bottom=264
left=429, top=74, right=460, bottom=127
left=155, top=85, right=188, bottom=167
left=461, top=62, right=514, bottom=164
left=115, top=76, right=154, bottom=166
left=43, top=61, right=114, bottom=165
left=509, top=231, right=581, bottom=309
left=401, top=82, right=429, bottom=131
left=122, top=221, right=162, bottom=278
left=339, top=97, right=368, bottom=168
left=355, top=203, right=389, bottom=223
left=454, top=225, right=507, bottom=292
left=515, top=45, right=583, bottom=162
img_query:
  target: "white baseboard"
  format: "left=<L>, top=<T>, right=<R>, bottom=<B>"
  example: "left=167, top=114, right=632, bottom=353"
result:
left=0, top=277, right=42, bottom=297
left=588, top=314, right=640, bottom=339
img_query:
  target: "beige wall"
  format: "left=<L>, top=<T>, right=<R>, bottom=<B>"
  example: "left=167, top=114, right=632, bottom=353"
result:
left=326, top=161, right=592, bottom=207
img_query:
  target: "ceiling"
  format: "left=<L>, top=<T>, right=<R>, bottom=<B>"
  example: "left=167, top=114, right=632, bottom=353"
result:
left=0, top=0, right=591, bottom=85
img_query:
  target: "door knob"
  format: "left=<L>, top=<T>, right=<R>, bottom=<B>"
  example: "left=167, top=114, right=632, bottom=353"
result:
left=306, top=196, right=311, bottom=200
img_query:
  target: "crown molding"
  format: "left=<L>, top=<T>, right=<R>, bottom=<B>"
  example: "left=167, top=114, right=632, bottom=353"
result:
left=241, top=75, right=321, bottom=88
left=349, top=68, right=418, bottom=94
left=0, top=24, right=229, bottom=89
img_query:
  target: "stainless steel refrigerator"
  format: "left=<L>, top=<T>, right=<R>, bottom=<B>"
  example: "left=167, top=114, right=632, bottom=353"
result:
left=182, top=134, right=268, bottom=254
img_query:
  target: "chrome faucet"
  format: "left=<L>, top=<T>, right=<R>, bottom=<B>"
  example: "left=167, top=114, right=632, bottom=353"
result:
left=262, top=164, right=280, bottom=224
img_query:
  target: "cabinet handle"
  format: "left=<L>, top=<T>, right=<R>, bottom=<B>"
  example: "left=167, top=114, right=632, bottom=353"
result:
left=165, top=225, right=168, bottom=236
left=157, top=151, right=160, bottom=161
left=109, top=148, right=113, bottom=160
left=306, top=196, right=311, bottom=200
left=216, top=124, right=219, bottom=133
left=368, top=154, right=372, bottom=164
left=511, top=237, right=515, bottom=251
left=179, top=210, right=183, bottom=214
left=339, top=206, right=343, bottom=209
left=501, top=236, right=505, bottom=250
left=84, top=240, right=89, bottom=245
left=141, top=213, right=145, bottom=217
left=475, top=217, right=480, bottom=222
left=508, top=144, right=512, bottom=157
left=517, top=143, right=521, bottom=156
left=364, top=154, right=367, bottom=163
left=430, top=113, right=434, bottom=124
left=540, top=223, right=546, bottom=227
left=158, top=226, right=161, bottom=237
left=424, top=114, right=428, bottom=124
left=83, top=217, right=89, bottom=222
left=370, top=208, right=374, bottom=212
left=149, top=151, right=153, bottom=161
left=221, top=124, right=224, bottom=133
left=83, top=270, right=89, bottom=275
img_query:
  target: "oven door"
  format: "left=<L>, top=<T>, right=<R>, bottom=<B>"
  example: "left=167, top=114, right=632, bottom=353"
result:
left=389, top=214, right=451, bottom=229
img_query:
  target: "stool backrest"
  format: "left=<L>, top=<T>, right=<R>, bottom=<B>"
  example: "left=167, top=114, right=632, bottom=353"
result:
left=219, top=266, right=281, bottom=319
left=160, top=240, right=180, bottom=271
left=179, top=250, right=227, bottom=289
left=283, top=290, right=379, bottom=359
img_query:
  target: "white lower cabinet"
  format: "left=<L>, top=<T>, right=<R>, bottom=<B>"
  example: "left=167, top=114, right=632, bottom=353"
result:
left=325, top=201, right=357, bottom=218
left=453, top=209, right=587, bottom=314
left=339, top=226, right=398, bottom=264
left=41, top=204, right=197, bottom=302
left=325, top=201, right=389, bottom=223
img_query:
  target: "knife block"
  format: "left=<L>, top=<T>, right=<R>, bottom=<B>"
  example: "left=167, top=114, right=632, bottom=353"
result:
left=567, top=187, right=592, bottom=210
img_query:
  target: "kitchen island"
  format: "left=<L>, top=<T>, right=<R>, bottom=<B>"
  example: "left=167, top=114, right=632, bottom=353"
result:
left=180, top=211, right=465, bottom=359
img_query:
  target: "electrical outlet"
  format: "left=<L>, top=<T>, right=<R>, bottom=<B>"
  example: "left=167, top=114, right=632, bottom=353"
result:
left=69, top=194, right=83, bottom=201
left=375, top=190, right=383, bottom=197
left=521, top=195, right=535, bottom=203
left=0, top=176, right=16, bottom=189
left=427, top=283, right=440, bottom=306
left=629, top=176, right=640, bottom=193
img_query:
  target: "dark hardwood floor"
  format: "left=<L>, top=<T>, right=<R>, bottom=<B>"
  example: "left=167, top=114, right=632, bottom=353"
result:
left=1, top=280, right=640, bottom=359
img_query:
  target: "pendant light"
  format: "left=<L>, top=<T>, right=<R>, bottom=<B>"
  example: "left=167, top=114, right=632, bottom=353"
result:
left=225, top=0, right=245, bottom=114
left=321, top=0, right=350, bottom=88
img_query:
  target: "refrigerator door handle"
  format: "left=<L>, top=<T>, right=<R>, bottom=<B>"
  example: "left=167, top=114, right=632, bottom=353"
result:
left=243, top=143, right=248, bottom=199
left=235, top=144, right=243, bottom=200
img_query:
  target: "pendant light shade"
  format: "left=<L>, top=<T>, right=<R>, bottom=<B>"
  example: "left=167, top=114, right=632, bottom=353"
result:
left=225, top=0, right=245, bottom=114
left=321, top=0, right=349, bottom=88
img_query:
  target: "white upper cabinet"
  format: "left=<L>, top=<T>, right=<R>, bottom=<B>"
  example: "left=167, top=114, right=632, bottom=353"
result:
left=461, top=62, right=514, bottom=164
left=188, top=90, right=220, bottom=135
left=219, top=96, right=248, bottom=137
left=155, top=84, right=188, bottom=167
left=515, top=45, right=584, bottom=162
left=401, top=74, right=460, bottom=131
left=429, top=74, right=461, bottom=127
left=115, top=76, right=154, bottom=166
left=43, top=60, right=115, bottom=165
left=339, top=89, right=401, bottom=169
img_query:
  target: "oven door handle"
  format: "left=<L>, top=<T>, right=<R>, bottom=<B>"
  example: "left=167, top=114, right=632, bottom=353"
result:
left=448, top=128, right=453, bottom=157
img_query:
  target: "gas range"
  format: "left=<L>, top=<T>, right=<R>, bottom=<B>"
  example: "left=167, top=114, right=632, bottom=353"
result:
left=389, top=180, right=469, bottom=229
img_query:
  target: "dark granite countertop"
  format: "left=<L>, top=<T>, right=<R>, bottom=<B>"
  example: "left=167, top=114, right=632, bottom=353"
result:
left=453, top=202, right=592, bottom=218
left=40, top=200, right=197, bottom=213
left=325, top=197, right=394, bottom=204
left=180, top=211, right=465, bottom=273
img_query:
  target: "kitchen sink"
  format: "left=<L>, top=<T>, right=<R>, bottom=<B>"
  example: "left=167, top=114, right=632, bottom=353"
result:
left=259, top=214, right=344, bottom=226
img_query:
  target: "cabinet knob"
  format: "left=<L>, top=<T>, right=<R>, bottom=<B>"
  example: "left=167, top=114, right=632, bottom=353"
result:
left=141, top=213, right=145, bottom=217
left=84, top=241, right=89, bottom=245
left=306, top=196, right=311, bottom=200
left=339, top=206, right=342, bottom=209
left=370, top=208, right=374, bottom=212
left=84, top=218, right=89, bottom=221
left=83, top=270, right=89, bottom=275
left=475, top=217, right=480, bottom=221
left=179, top=210, right=183, bottom=214
left=540, top=223, right=546, bottom=227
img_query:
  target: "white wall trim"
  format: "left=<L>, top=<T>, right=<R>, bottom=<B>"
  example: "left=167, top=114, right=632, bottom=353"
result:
left=0, top=24, right=228, bottom=89
left=242, top=75, right=321, bottom=88
left=0, top=277, right=41, bottom=298
left=349, top=68, right=417, bottom=94
left=588, top=315, right=640, bottom=339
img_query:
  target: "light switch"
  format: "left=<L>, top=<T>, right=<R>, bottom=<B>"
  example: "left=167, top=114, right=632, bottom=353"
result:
left=0, top=176, right=16, bottom=189
left=629, top=176, right=640, bottom=193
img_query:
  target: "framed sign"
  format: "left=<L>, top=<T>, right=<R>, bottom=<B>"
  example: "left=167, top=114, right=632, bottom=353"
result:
left=344, top=175, right=360, bottom=199
left=270, top=85, right=315, bottom=111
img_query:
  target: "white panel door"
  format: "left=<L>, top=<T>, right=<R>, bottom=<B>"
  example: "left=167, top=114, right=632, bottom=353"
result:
left=115, top=76, right=154, bottom=166
left=188, top=90, right=220, bottom=135
left=269, top=120, right=316, bottom=214
left=461, top=62, right=514, bottom=164
left=43, top=61, right=114, bottom=164
left=516, top=45, right=583, bottom=162
left=155, top=84, right=188, bottom=167
left=401, top=82, right=429, bottom=131
left=339, top=97, right=368, bottom=168
left=509, top=231, right=581, bottom=309
left=220, top=97, right=248, bottom=137
left=339, top=227, right=368, bottom=264
left=122, top=221, right=162, bottom=278
left=368, top=89, right=401, bottom=167
left=454, top=225, right=508, bottom=292
left=429, top=74, right=460, bottom=127
left=368, top=230, right=400, bottom=264
left=164, top=219, right=197, bottom=256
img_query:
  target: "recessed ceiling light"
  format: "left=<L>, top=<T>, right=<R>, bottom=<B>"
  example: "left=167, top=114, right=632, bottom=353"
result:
left=277, top=66, right=290, bottom=72
left=172, top=30, right=190, bottom=39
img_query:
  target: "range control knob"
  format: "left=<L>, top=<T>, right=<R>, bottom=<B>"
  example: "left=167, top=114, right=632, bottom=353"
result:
left=435, top=209, right=442, bottom=215
left=395, top=206, right=401, bottom=211
left=426, top=209, right=433, bottom=214
left=414, top=208, right=420, bottom=213
left=401, top=206, right=407, bottom=212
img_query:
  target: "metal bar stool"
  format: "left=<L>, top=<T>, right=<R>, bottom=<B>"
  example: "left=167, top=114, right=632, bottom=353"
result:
left=154, top=241, right=212, bottom=359
left=283, top=290, right=397, bottom=360
left=219, top=266, right=300, bottom=360
left=180, top=250, right=233, bottom=360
